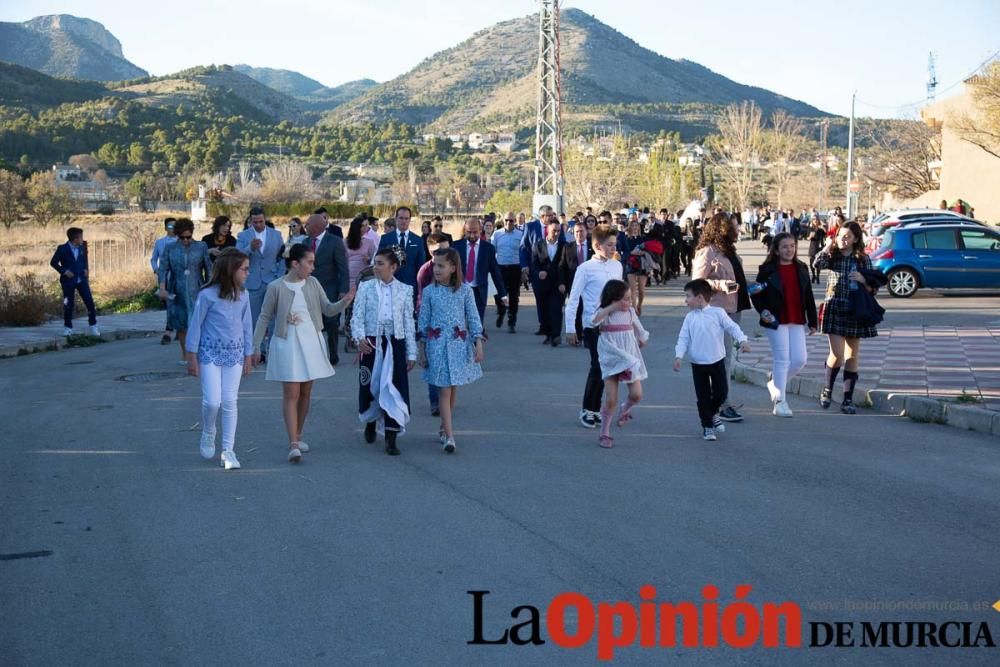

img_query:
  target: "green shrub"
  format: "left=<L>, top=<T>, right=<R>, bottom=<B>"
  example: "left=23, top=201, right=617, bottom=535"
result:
left=98, top=287, right=161, bottom=314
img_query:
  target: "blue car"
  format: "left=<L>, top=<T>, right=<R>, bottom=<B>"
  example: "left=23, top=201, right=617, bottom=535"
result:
left=872, top=224, right=1000, bottom=297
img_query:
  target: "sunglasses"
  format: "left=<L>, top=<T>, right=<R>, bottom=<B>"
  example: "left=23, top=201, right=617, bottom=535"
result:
left=179, top=235, right=193, bottom=240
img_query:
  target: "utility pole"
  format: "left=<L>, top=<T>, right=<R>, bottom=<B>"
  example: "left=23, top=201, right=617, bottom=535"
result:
left=532, top=0, right=564, bottom=215
left=845, top=91, right=856, bottom=219
left=819, top=120, right=828, bottom=211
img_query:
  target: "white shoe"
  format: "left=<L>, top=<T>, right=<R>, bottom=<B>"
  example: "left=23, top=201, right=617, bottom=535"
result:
left=773, top=400, right=794, bottom=418
left=711, top=416, right=726, bottom=434
left=199, top=433, right=216, bottom=460
left=443, top=438, right=456, bottom=454
left=88, top=325, right=100, bottom=336
left=295, top=441, right=310, bottom=453
left=221, top=450, right=241, bottom=470
left=63, top=327, right=73, bottom=337
left=287, top=447, right=302, bottom=463
left=766, top=379, right=780, bottom=403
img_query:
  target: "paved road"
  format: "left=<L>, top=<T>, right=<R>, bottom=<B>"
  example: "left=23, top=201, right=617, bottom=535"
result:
left=1, top=287, right=998, bottom=666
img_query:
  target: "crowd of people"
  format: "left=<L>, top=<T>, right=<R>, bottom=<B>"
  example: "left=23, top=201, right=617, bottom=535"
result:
left=133, top=201, right=882, bottom=470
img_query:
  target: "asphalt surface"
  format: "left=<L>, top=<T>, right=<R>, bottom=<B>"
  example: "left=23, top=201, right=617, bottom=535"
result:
left=2, top=266, right=999, bottom=666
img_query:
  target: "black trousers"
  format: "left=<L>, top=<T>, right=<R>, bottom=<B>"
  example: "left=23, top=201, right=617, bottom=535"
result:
left=582, top=327, right=604, bottom=413
left=323, top=314, right=341, bottom=364
left=691, top=359, right=728, bottom=427
left=536, top=278, right=564, bottom=338
left=358, top=336, right=410, bottom=432
left=495, top=265, right=521, bottom=326
left=668, top=246, right=681, bottom=278
left=572, top=297, right=583, bottom=338
left=62, top=280, right=97, bottom=328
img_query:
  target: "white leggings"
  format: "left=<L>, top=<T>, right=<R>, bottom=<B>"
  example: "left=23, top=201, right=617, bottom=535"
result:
left=764, top=324, right=808, bottom=402
left=199, top=362, right=243, bottom=452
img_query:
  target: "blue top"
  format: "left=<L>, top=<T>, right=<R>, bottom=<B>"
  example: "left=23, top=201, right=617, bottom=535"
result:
left=185, top=286, right=254, bottom=367
left=151, top=235, right=177, bottom=273
left=491, top=228, right=523, bottom=265
left=418, top=283, right=484, bottom=387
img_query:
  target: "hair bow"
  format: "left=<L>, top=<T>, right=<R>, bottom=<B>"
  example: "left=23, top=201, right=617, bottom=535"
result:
left=426, top=327, right=442, bottom=340
left=453, top=326, right=467, bottom=341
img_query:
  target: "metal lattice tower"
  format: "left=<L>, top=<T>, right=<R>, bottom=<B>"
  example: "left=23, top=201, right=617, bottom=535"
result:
left=927, top=52, right=938, bottom=104
left=532, top=0, right=564, bottom=214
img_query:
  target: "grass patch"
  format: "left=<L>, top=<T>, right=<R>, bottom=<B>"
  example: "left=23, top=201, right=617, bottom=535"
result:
left=98, top=287, right=161, bottom=314
left=954, top=389, right=983, bottom=404
left=64, top=334, right=105, bottom=348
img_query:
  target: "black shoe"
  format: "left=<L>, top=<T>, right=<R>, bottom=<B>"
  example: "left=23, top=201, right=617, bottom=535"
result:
left=534, top=329, right=546, bottom=336
left=840, top=399, right=857, bottom=415
left=550, top=337, right=560, bottom=347
left=385, top=431, right=400, bottom=455
left=496, top=314, right=504, bottom=328
left=718, top=406, right=744, bottom=422
left=820, top=388, right=832, bottom=409
left=431, top=406, right=440, bottom=417
left=259, top=352, right=267, bottom=365
left=508, top=324, right=515, bottom=334
left=160, top=333, right=172, bottom=345
left=364, top=421, right=376, bottom=443
left=330, top=356, right=339, bottom=366
left=542, top=336, right=552, bottom=345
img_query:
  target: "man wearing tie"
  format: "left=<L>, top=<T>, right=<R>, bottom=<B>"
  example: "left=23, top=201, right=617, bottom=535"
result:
left=453, top=218, right=507, bottom=326
left=558, top=221, right=591, bottom=344
left=377, top=206, right=424, bottom=292
left=236, top=205, right=285, bottom=358
left=51, top=227, right=99, bottom=337
left=302, top=213, right=350, bottom=365
left=519, top=205, right=549, bottom=335
left=531, top=218, right=567, bottom=346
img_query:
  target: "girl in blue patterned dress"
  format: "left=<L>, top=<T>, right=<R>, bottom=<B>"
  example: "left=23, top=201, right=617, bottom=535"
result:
left=417, top=248, right=485, bottom=454
left=185, top=249, right=254, bottom=470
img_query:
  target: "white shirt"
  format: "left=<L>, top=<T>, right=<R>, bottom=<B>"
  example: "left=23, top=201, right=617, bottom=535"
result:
left=564, top=256, right=623, bottom=333
left=253, top=227, right=267, bottom=254
left=398, top=230, right=412, bottom=248
left=675, top=305, right=747, bottom=364
left=377, top=279, right=394, bottom=330
left=546, top=240, right=559, bottom=263
left=465, top=240, right=479, bottom=287
left=364, top=228, right=380, bottom=245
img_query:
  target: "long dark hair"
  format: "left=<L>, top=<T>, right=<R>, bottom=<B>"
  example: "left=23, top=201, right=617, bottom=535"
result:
left=831, top=221, right=866, bottom=261
left=696, top=213, right=736, bottom=255
left=599, top=279, right=629, bottom=308
left=346, top=215, right=365, bottom=251
left=211, top=215, right=231, bottom=237
left=205, top=248, right=248, bottom=301
left=764, top=232, right=800, bottom=265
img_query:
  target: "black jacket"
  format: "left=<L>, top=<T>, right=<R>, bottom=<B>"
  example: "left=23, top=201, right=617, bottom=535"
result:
left=751, top=259, right=818, bottom=330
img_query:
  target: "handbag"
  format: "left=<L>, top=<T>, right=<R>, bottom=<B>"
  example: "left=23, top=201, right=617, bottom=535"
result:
left=850, top=288, right=884, bottom=327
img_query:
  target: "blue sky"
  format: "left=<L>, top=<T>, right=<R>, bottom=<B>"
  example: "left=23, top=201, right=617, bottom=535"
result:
left=0, top=0, right=996, bottom=118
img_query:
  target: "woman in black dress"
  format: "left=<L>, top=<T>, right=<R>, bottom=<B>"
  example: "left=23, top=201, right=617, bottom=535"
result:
left=812, top=221, right=878, bottom=414
left=201, top=215, right=237, bottom=263
left=806, top=218, right=826, bottom=284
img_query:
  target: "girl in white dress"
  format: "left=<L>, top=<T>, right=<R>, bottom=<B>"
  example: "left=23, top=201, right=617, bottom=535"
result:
left=592, top=279, right=650, bottom=448
left=253, top=245, right=355, bottom=462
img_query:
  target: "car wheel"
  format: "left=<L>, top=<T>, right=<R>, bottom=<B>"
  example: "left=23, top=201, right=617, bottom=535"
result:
left=887, top=268, right=919, bottom=298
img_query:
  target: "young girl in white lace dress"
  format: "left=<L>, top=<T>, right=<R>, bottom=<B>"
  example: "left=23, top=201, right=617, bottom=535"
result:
left=592, top=279, right=649, bottom=448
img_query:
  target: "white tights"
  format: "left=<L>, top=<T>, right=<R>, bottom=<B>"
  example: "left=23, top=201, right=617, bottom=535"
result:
left=199, top=362, right=243, bottom=452
left=764, top=324, right=808, bottom=402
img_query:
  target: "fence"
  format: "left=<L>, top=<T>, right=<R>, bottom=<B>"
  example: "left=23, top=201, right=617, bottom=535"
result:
left=87, top=238, right=151, bottom=277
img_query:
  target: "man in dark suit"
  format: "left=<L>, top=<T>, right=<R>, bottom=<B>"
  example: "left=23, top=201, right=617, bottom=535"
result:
left=377, top=206, right=424, bottom=291
left=51, top=227, right=99, bottom=337
left=316, top=207, right=344, bottom=238
left=302, top=213, right=349, bottom=364
left=532, top=218, right=567, bottom=346
left=453, top=218, right=507, bottom=326
left=519, top=205, right=550, bottom=335
left=558, top=221, right=592, bottom=344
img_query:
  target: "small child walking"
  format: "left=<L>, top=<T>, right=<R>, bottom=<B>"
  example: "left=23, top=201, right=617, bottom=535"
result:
left=253, top=244, right=355, bottom=463
left=591, top=279, right=649, bottom=448
left=185, top=248, right=254, bottom=470
left=673, top=279, right=750, bottom=441
left=417, top=248, right=485, bottom=453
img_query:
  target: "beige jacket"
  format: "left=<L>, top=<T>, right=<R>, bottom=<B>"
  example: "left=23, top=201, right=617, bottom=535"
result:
left=252, top=276, right=350, bottom=353
left=692, top=245, right=738, bottom=313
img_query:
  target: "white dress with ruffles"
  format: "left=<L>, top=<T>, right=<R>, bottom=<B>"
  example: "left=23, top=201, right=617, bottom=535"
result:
left=596, top=307, right=650, bottom=383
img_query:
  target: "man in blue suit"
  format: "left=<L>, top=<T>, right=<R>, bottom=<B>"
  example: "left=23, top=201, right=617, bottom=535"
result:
left=520, top=205, right=550, bottom=335
left=453, top=218, right=507, bottom=326
left=51, top=227, right=99, bottom=337
left=236, top=205, right=285, bottom=354
left=377, top=206, right=424, bottom=293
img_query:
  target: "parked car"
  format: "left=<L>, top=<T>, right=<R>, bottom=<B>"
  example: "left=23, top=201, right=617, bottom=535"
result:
left=872, top=224, right=1000, bottom=297
left=865, top=212, right=981, bottom=254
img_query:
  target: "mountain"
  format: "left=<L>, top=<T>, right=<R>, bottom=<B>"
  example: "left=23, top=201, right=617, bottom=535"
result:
left=0, top=15, right=147, bottom=81
left=326, top=8, right=829, bottom=133
left=0, top=61, right=108, bottom=109
left=234, top=65, right=377, bottom=110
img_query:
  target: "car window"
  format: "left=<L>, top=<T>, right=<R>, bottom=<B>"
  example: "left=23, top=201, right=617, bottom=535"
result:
left=911, top=230, right=958, bottom=250
left=960, top=230, right=1000, bottom=251
left=881, top=230, right=895, bottom=249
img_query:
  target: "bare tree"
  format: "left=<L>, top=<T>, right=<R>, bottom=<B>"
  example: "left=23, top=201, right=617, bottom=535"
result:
left=764, top=110, right=808, bottom=209
left=0, top=170, right=26, bottom=229
left=709, top=102, right=765, bottom=211
left=858, top=119, right=941, bottom=200
left=563, top=135, right=635, bottom=211
left=259, top=161, right=315, bottom=203
left=68, top=154, right=100, bottom=173
left=949, top=61, right=1000, bottom=159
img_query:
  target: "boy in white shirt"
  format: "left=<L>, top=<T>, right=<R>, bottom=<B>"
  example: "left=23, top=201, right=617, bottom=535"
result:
left=674, top=279, right=751, bottom=441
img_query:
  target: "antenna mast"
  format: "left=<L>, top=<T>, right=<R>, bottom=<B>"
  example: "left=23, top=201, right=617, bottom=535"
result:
left=927, top=52, right=938, bottom=104
left=532, top=0, right=564, bottom=215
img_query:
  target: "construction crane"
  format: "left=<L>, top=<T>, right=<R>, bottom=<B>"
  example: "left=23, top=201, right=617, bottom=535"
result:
left=532, top=0, right=564, bottom=215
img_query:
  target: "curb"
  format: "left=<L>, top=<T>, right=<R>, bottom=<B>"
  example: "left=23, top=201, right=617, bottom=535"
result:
left=733, top=361, right=998, bottom=438
left=0, top=328, right=162, bottom=360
